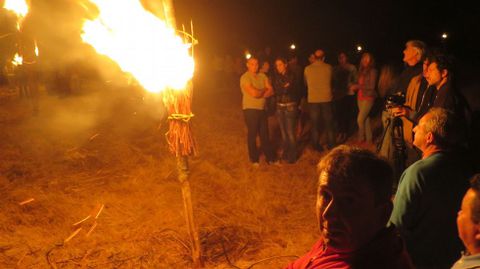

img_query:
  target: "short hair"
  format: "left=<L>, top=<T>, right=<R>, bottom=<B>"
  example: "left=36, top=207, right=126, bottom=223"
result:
left=275, top=57, right=288, bottom=65
left=429, top=53, right=453, bottom=73
left=317, top=145, right=393, bottom=204
left=423, top=107, right=465, bottom=148
left=469, top=174, right=480, bottom=223
left=314, top=49, right=325, bottom=60
left=406, top=40, right=427, bottom=61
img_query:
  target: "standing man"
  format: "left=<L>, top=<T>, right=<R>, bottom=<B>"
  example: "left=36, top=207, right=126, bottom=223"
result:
left=393, top=40, right=426, bottom=95
left=304, top=49, right=334, bottom=151
left=240, top=57, right=276, bottom=166
left=390, top=108, right=473, bottom=269
left=379, top=40, right=427, bottom=182
left=285, top=145, right=413, bottom=269
left=453, top=174, right=480, bottom=269
left=332, top=52, right=358, bottom=142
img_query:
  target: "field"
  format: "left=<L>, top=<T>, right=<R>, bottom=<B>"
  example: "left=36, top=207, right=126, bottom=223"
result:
left=0, top=78, right=326, bottom=268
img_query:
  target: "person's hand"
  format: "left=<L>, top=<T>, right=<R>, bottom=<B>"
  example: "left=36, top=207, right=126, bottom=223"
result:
left=391, top=106, right=409, bottom=117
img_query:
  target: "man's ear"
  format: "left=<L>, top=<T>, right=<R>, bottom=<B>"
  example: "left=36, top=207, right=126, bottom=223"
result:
left=474, top=224, right=480, bottom=241
left=441, top=69, right=449, bottom=79
left=425, top=131, right=434, bottom=145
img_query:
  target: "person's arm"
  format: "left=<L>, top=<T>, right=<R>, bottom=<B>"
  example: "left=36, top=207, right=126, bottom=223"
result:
left=242, top=77, right=265, bottom=98
left=263, top=78, right=274, bottom=98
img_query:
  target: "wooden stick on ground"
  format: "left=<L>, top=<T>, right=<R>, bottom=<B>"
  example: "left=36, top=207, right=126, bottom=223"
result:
left=64, top=228, right=82, bottom=244
left=19, top=198, right=34, bottom=206
left=86, top=222, right=97, bottom=237
left=95, top=204, right=104, bottom=219
left=73, top=215, right=91, bottom=226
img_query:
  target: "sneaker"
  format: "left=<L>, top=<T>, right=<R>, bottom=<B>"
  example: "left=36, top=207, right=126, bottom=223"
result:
left=267, top=160, right=282, bottom=167
left=252, top=162, right=260, bottom=168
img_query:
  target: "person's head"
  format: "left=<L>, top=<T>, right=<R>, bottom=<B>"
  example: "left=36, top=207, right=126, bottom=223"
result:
left=275, top=57, right=288, bottom=75
left=425, top=54, right=452, bottom=89
left=308, top=53, right=315, bottom=64
left=360, top=52, right=375, bottom=69
left=403, top=40, right=426, bottom=66
left=338, top=52, right=348, bottom=65
left=316, top=145, right=393, bottom=253
left=246, top=57, right=259, bottom=74
left=288, top=55, right=298, bottom=66
left=259, top=60, right=270, bottom=74
left=314, top=49, right=325, bottom=62
left=458, top=174, right=480, bottom=255
left=264, top=46, right=272, bottom=56
left=413, top=108, right=465, bottom=153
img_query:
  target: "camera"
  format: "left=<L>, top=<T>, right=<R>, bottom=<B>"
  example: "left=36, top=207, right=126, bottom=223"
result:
left=385, top=92, right=406, bottom=109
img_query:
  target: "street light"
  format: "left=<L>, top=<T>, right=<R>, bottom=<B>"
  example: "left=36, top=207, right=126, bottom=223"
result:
left=356, top=45, right=363, bottom=52
left=441, top=32, right=448, bottom=40
left=290, top=43, right=296, bottom=50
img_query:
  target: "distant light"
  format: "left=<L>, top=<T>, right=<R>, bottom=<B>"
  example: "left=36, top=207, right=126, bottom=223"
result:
left=290, top=44, right=296, bottom=50
left=356, top=45, right=363, bottom=52
left=245, top=52, right=252, bottom=60
left=441, top=33, right=448, bottom=39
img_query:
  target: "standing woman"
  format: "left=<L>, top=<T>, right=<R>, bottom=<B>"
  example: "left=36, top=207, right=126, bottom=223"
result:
left=352, top=53, right=378, bottom=144
left=272, top=57, right=300, bottom=163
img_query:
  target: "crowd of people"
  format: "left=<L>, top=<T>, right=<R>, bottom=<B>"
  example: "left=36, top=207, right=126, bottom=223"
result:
left=238, top=40, right=479, bottom=268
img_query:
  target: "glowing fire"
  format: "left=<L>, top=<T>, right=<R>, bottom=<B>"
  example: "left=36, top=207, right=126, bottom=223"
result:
left=3, top=0, right=29, bottom=29
left=12, top=53, right=23, bottom=66
left=81, top=0, right=194, bottom=93
left=34, top=40, right=39, bottom=56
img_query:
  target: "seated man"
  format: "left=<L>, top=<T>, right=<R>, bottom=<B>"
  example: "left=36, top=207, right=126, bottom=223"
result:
left=452, top=174, right=480, bottom=269
left=285, top=145, right=413, bottom=269
left=390, top=108, right=473, bottom=269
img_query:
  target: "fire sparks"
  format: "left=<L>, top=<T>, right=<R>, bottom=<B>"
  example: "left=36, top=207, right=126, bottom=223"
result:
left=81, top=0, right=195, bottom=93
left=12, top=53, right=23, bottom=66
left=3, top=0, right=29, bottom=29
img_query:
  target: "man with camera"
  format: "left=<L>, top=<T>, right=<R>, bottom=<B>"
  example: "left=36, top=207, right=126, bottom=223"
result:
left=378, top=40, right=427, bottom=181
left=391, top=53, right=466, bottom=125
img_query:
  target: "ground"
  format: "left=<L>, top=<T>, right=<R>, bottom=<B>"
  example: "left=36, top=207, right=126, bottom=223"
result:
left=0, top=77, right=329, bottom=268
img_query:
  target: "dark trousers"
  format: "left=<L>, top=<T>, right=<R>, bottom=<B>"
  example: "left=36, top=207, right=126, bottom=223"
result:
left=335, top=95, right=357, bottom=137
left=309, top=102, right=335, bottom=149
left=243, top=109, right=275, bottom=163
left=276, top=106, right=298, bottom=163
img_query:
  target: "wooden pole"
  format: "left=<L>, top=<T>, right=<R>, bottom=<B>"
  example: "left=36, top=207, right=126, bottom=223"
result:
left=177, top=155, right=203, bottom=268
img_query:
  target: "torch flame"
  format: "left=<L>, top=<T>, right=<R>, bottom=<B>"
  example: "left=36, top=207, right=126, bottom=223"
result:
left=12, top=53, right=23, bottom=66
left=34, top=40, right=39, bottom=56
left=3, top=0, right=29, bottom=29
left=81, top=0, right=194, bottom=93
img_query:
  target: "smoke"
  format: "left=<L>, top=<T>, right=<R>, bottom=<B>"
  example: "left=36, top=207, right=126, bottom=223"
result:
left=2, top=0, right=168, bottom=143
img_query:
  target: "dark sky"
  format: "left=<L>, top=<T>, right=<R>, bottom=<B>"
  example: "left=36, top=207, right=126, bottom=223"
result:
left=174, top=0, right=480, bottom=64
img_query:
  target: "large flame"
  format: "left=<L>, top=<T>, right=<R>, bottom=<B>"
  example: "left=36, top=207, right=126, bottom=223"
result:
left=3, top=0, right=29, bottom=29
left=81, top=0, right=194, bottom=93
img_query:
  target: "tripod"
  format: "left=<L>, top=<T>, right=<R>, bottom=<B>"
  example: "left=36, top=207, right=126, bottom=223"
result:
left=377, top=112, right=407, bottom=189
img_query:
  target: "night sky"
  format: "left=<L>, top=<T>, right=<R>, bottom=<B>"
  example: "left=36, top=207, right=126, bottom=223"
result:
left=174, top=0, right=480, bottom=65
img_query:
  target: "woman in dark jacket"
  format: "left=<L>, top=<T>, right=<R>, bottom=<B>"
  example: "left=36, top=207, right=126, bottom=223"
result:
left=272, top=57, right=300, bottom=163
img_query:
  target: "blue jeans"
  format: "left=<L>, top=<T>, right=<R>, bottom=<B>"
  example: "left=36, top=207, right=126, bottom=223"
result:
left=357, top=98, right=374, bottom=143
left=276, top=105, right=298, bottom=163
left=309, top=102, right=335, bottom=149
left=243, top=109, right=275, bottom=163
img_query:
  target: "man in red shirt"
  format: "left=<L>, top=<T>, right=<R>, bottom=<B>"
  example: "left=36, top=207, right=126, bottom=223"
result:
left=285, top=145, right=413, bottom=269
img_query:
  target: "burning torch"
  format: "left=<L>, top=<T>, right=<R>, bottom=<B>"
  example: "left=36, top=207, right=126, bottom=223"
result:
left=81, top=0, right=202, bottom=267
